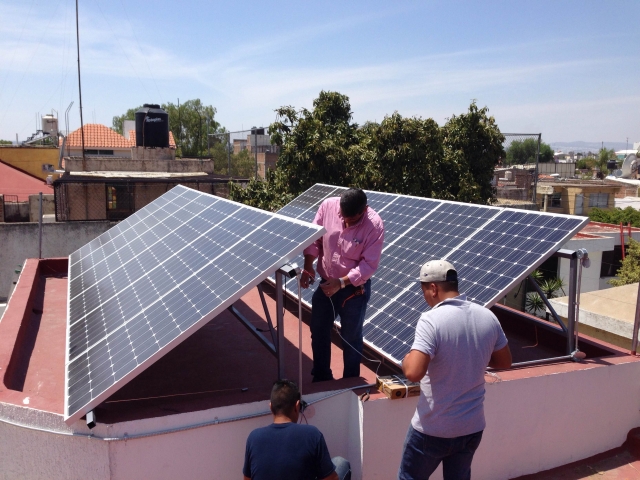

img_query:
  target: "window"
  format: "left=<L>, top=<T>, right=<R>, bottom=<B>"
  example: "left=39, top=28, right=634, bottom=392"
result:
left=589, top=193, right=609, bottom=208
left=85, top=149, right=114, bottom=156
left=106, top=185, right=134, bottom=220
left=551, top=193, right=562, bottom=208
left=601, top=246, right=623, bottom=277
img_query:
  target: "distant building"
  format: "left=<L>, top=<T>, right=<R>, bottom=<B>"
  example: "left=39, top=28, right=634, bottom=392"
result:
left=55, top=123, right=244, bottom=221
left=0, top=159, right=54, bottom=222
left=232, top=128, right=279, bottom=179
left=65, top=124, right=177, bottom=159
left=536, top=182, right=620, bottom=215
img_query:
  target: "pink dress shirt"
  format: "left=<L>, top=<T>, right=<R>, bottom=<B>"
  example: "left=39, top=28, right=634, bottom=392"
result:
left=303, top=197, right=385, bottom=286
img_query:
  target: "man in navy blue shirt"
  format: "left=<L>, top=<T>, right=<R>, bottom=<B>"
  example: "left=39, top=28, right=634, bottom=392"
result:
left=243, top=380, right=350, bottom=480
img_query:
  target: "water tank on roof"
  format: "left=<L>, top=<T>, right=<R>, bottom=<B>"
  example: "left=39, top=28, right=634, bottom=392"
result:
left=42, top=114, right=58, bottom=136
left=251, top=127, right=265, bottom=135
left=135, top=104, right=169, bottom=148
left=606, top=160, right=618, bottom=171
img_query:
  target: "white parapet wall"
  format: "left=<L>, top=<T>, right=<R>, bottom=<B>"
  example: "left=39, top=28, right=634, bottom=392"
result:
left=360, top=359, right=640, bottom=480
left=1, top=360, right=639, bottom=479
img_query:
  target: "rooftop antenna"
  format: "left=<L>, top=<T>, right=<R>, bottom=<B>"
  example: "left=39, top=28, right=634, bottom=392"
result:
left=75, top=0, right=86, bottom=171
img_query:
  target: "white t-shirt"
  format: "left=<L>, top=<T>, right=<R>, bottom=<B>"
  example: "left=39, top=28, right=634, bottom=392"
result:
left=410, top=294, right=508, bottom=438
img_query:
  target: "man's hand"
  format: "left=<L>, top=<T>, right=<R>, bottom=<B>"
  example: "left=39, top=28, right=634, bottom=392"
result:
left=320, top=278, right=341, bottom=297
left=300, top=268, right=315, bottom=289
left=301, top=255, right=317, bottom=289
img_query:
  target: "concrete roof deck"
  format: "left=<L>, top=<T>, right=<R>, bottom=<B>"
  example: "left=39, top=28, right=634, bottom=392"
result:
left=0, top=258, right=636, bottom=427
left=0, top=258, right=390, bottom=424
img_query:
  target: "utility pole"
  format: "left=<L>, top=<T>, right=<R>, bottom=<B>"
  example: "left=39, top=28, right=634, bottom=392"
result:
left=75, top=0, right=86, bottom=172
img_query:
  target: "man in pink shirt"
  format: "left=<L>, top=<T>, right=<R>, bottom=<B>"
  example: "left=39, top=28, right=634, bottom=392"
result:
left=300, top=188, right=385, bottom=381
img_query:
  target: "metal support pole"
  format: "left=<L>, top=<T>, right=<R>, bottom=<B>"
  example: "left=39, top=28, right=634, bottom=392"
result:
left=527, top=275, right=567, bottom=332
left=632, top=282, right=640, bottom=355
left=566, top=254, right=579, bottom=354
left=275, top=271, right=285, bottom=379
left=227, top=133, right=231, bottom=176
left=228, top=305, right=276, bottom=356
left=254, top=130, right=258, bottom=180
left=508, top=355, right=574, bottom=369
left=38, top=193, right=43, bottom=259
left=257, top=284, right=277, bottom=347
left=533, top=134, right=540, bottom=203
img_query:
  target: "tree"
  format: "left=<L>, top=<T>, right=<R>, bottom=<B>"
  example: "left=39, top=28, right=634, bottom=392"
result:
left=228, top=149, right=255, bottom=178
left=353, top=114, right=447, bottom=199
left=162, top=99, right=221, bottom=157
left=112, top=99, right=222, bottom=157
left=0, top=139, right=12, bottom=145
left=589, top=207, right=640, bottom=228
left=505, top=138, right=554, bottom=165
left=610, top=238, right=640, bottom=286
left=440, top=102, right=505, bottom=204
left=596, top=147, right=616, bottom=171
left=230, top=92, right=504, bottom=210
left=112, top=106, right=142, bottom=135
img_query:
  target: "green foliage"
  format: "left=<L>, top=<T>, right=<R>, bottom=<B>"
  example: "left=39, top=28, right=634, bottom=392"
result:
left=163, top=99, right=221, bottom=157
left=230, top=93, right=505, bottom=211
left=525, top=293, right=546, bottom=317
left=0, top=139, right=13, bottom=145
left=595, top=147, right=616, bottom=171
left=353, top=114, right=447, bottom=198
left=589, top=207, right=640, bottom=228
left=441, top=102, right=505, bottom=203
left=112, top=100, right=222, bottom=157
left=505, top=138, right=554, bottom=165
left=269, top=91, right=359, bottom=193
left=112, top=106, right=142, bottom=135
left=610, top=238, right=640, bottom=286
left=229, top=149, right=256, bottom=178
left=525, top=270, right=565, bottom=318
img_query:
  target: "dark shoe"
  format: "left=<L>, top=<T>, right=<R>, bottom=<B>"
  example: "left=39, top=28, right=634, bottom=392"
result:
left=312, top=375, right=335, bottom=383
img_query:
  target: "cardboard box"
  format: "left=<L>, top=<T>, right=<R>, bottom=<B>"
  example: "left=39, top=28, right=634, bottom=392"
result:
left=376, top=375, right=421, bottom=400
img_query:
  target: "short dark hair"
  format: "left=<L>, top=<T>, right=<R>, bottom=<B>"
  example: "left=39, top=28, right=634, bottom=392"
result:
left=340, top=188, right=367, bottom=217
left=270, top=379, right=300, bottom=416
left=435, top=280, right=459, bottom=293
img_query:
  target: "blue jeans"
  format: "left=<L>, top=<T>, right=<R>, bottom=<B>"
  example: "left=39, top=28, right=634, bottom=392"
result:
left=398, top=426, right=483, bottom=480
left=310, top=279, right=371, bottom=380
left=332, top=456, right=351, bottom=480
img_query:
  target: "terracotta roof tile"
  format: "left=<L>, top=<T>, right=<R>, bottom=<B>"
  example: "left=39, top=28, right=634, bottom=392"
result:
left=67, top=124, right=134, bottom=148
left=67, top=124, right=176, bottom=149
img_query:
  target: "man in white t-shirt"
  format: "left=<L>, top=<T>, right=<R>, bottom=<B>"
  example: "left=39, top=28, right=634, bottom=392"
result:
left=399, top=260, right=512, bottom=480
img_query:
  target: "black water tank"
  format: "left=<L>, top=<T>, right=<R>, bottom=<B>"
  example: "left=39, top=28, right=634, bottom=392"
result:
left=607, top=160, right=618, bottom=171
left=135, top=104, right=169, bottom=148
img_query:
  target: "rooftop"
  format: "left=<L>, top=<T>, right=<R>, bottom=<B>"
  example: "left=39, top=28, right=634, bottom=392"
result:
left=2, top=257, right=639, bottom=479
left=66, top=124, right=176, bottom=149
left=0, top=158, right=53, bottom=202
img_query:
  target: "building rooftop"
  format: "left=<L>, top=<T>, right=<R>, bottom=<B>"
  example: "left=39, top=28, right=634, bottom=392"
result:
left=0, top=158, right=53, bottom=201
left=2, top=257, right=639, bottom=479
left=67, top=124, right=176, bottom=149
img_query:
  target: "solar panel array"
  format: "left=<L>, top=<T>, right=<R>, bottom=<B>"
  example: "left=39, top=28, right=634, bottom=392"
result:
left=65, top=185, right=324, bottom=423
left=276, top=184, right=589, bottom=364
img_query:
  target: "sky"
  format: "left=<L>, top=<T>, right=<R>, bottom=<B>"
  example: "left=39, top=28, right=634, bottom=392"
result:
left=0, top=0, right=638, bottom=145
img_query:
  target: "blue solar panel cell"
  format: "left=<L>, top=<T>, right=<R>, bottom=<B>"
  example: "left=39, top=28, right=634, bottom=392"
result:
left=65, top=185, right=324, bottom=424
left=275, top=184, right=589, bottom=364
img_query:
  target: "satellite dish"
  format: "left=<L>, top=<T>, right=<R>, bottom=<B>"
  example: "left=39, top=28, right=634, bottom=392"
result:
left=614, top=169, right=623, bottom=177
left=621, top=154, right=638, bottom=178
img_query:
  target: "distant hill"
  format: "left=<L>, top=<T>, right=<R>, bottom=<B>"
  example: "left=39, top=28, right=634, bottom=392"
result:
left=549, top=141, right=629, bottom=153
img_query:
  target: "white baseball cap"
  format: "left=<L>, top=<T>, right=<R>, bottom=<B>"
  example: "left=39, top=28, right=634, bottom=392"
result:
left=417, top=260, right=458, bottom=283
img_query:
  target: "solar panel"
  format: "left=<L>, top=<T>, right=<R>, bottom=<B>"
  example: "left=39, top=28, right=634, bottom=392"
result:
left=276, top=184, right=589, bottom=364
left=65, top=185, right=324, bottom=424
